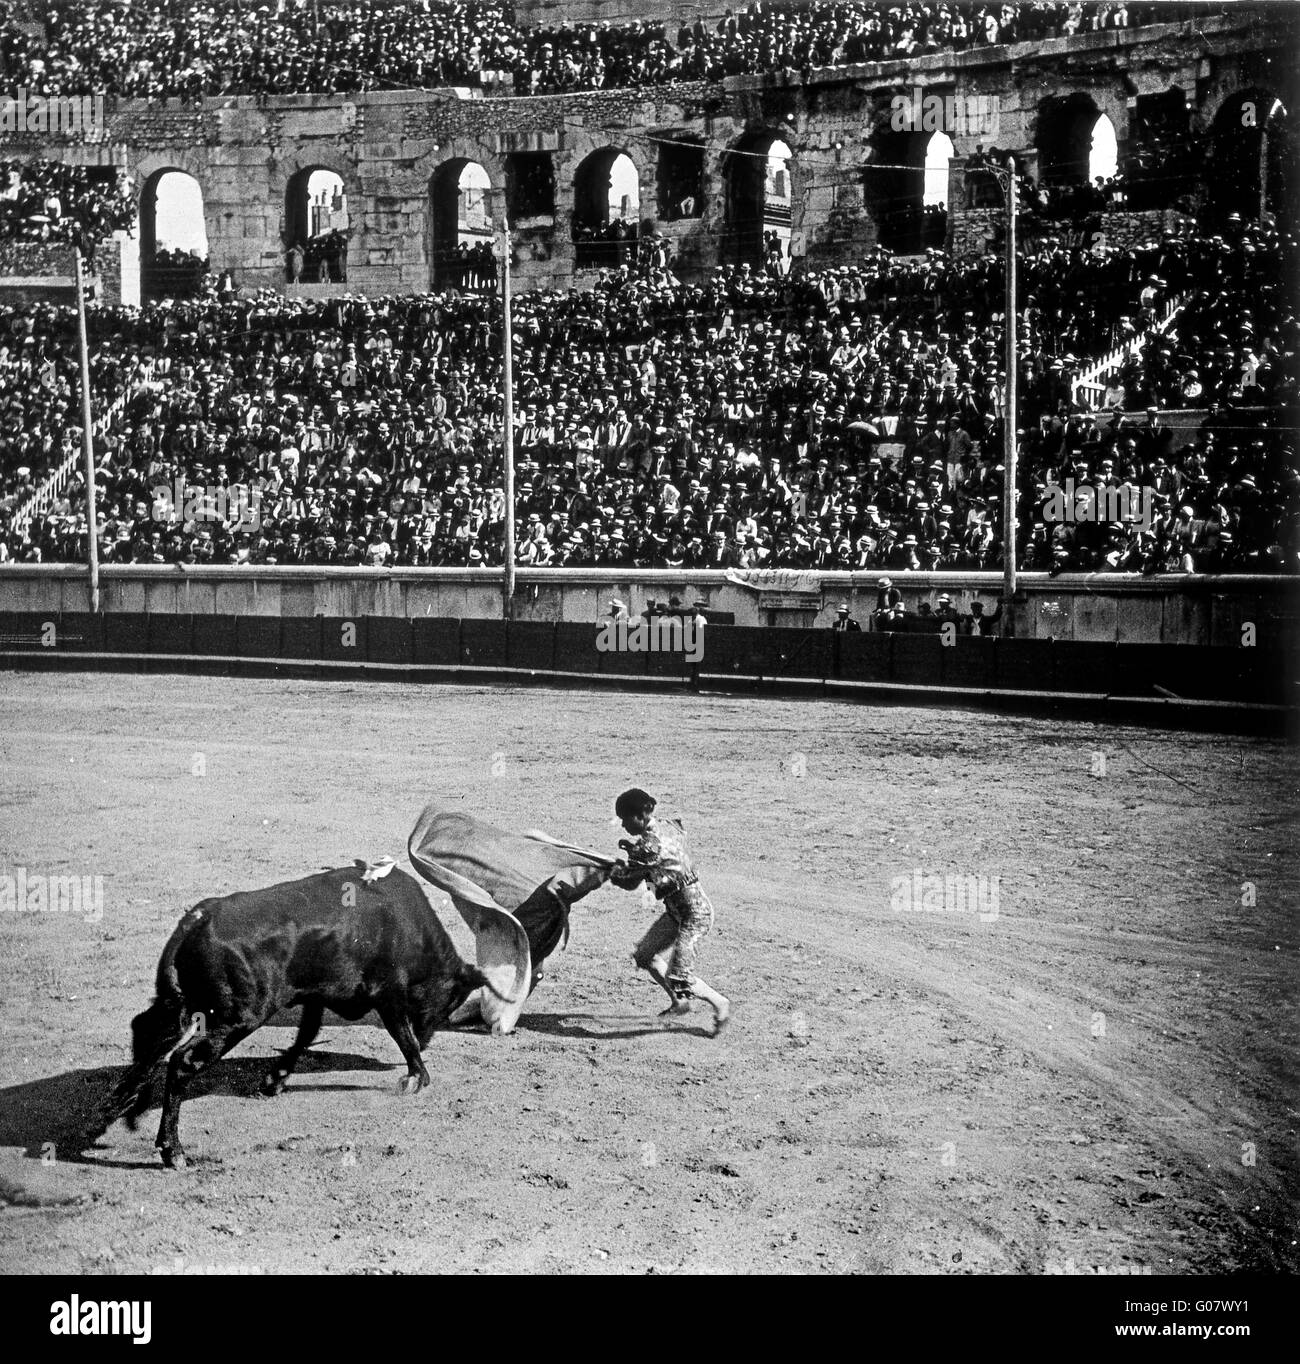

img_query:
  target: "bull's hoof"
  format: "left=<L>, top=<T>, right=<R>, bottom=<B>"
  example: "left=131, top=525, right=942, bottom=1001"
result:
left=712, top=998, right=732, bottom=1037
left=397, top=1072, right=429, bottom=1096
left=160, top=1148, right=187, bottom=1171
left=658, top=1000, right=693, bottom=1018
left=260, top=1071, right=286, bottom=1097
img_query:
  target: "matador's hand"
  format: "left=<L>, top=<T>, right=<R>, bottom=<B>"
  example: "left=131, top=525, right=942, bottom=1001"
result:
left=609, top=862, right=643, bottom=889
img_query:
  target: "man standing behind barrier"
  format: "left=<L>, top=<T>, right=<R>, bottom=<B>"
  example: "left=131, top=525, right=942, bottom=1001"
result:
left=872, top=577, right=902, bottom=630
left=962, top=599, right=1002, bottom=635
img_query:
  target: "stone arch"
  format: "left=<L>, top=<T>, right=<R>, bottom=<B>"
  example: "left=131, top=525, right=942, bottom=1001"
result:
left=1036, top=92, right=1104, bottom=186
left=430, top=158, right=496, bottom=290
left=862, top=124, right=929, bottom=255
left=721, top=129, right=795, bottom=268
left=1204, top=88, right=1296, bottom=223
left=139, top=167, right=208, bottom=300
left=572, top=147, right=640, bottom=269
left=1127, top=88, right=1194, bottom=209
left=284, top=165, right=350, bottom=283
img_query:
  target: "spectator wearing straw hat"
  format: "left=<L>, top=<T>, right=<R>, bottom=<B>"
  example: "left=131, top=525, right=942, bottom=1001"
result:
left=830, top=601, right=862, bottom=632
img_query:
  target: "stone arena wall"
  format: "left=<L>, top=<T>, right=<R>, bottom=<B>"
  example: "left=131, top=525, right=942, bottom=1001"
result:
left=0, top=566, right=1293, bottom=651
left=0, top=8, right=1292, bottom=299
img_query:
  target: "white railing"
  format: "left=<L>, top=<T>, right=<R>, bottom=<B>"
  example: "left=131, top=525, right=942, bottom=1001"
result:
left=9, top=444, right=81, bottom=537
left=9, top=389, right=128, bottom=537
left=1071, top=295, right=1186, bottom=410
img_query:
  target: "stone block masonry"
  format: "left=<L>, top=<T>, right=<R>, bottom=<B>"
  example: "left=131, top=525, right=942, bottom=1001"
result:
left=0, top=8, right=1289, bottom=296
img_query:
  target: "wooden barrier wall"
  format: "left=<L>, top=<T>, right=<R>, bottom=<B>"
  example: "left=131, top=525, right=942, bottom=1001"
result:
left=0, top=609, right=1286, bottom=706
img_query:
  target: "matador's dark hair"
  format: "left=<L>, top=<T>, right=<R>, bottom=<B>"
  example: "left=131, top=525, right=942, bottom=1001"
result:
left=615, top=787, right=657, bottom=819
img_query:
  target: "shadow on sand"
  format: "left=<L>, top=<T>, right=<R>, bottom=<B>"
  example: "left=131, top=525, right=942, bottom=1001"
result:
left=518, top=1011, right=714, bottom=1041
left=0, top=1013, right=713, bottom=1171
left=0, top=1050, right=395, bottom=1167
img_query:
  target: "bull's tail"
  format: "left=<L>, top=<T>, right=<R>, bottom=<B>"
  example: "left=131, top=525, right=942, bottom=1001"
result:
left=113, top=1000, right=198, bottom=1132
left=92, top=908, right=207, bottom=1136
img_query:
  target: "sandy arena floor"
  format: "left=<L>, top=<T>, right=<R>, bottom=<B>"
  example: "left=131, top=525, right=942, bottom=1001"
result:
left=0, top=672, right=1295, bottom=1274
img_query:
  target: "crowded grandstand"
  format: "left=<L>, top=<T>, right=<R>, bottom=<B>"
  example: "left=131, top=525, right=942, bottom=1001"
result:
left=0, top=2, right=1210, bottom=100
left=2, top=219, right=1293, bottom=574
left=0, top=157, right=132, bottom=257
left=0, top=2, right=1294, bottom=581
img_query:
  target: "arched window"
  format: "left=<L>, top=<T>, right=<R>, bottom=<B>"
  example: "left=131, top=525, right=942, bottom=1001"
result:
left=762, top=141, right=793, bottom=272
left=1205, top=90, right=1296, bottom=224
left=862, top=125, right=927, bottom=255
left=722, top=131, right=795, bottom=268
left=1088, top=114, right=1118, bottom=183
left=608, top=153, right=640, bottom=223
left=430, top=159, right=496, bottom=290
left=141, top=169, right=207, bottom=300
left=921, top=132, right=953, bottom=251
left=285, top=167, right=348, bottom=283
left=1037, top=93, right=1103, bottom=186
left=573, top=148, right=640, bottom=269
left=923, top=132, right=954, bottom=207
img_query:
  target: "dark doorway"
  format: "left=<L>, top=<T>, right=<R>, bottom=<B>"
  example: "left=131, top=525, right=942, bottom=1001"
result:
left=863, top=128, right=927, bottom=254
left=657, top=137, right=705, bottom=221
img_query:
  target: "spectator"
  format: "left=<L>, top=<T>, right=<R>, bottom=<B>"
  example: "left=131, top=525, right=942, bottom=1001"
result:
left=1, top=221, right=1293, bottom=577
left=0, top=159, right=133, bottom=259
left=0, top=3, right=1213, bottom=101
left=831, top=601, right=862, bottom=630
left=962, top=599, right=1002, bottom=634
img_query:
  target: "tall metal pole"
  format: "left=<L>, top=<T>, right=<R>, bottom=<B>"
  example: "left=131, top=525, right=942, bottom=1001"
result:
left=500, top=225, right=515, bottom=618
left=74, top=251, right=100, bottom=615
left=1001, top=159, right=1018, bottom=639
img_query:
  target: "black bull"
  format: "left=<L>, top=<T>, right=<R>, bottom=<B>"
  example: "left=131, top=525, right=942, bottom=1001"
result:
left=94, top=866, right=510, bottom=1168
